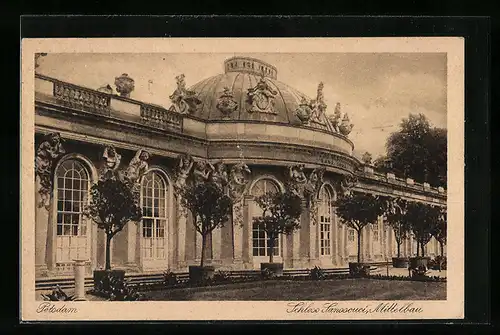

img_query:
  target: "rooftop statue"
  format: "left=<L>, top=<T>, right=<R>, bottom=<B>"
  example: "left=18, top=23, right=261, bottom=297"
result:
left=169, top=74, right=202, bottom=114
left=327, top=102, right=342, bottom=133
left=362, top=152, right=373, bottom=165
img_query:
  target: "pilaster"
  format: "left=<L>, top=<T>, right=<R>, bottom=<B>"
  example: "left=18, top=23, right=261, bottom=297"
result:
left=35, top=177, right=50, bottom=277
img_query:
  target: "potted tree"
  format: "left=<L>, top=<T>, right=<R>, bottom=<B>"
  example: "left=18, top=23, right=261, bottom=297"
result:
left=84, top=178, right=143, bottom=291
left=253, top=190, right=303, bottom=277
left=384, top=197, right=412, bottom=268
left=406, top=202, right=438, bottom=270
left=335, top=192, right=385, bottom=277
left=179, top=181, right=233, bottom=284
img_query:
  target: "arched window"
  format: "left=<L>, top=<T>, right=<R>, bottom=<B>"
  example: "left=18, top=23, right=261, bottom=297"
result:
left=55, top=159, right=90, bottom=272
left=141, top=170, right=168, bottom=262
left=318, top=186, right=333, bottom=256
left=251, top=178, right=280, bottom=257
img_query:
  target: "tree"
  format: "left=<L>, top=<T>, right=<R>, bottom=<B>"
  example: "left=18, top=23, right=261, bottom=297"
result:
left=253, top=190, right=303, bottom=263
left=179, top=181, right=233, bottom=267
left=85, top=179, right=143, bottom=270
left=406, top=201, right=440, bottom=257
left=432, top=207, right=447, bottom=257
left=383, top=197, right=412, bottom=258
left=334, top=192, right=386, bottom=263
left=384, top=113, right=447, bottom=187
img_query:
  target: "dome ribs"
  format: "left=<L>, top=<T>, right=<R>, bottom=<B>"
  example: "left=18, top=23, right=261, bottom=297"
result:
left=268, top=80, right=292, bottom=124
left=207, top=73, right=233, bottom=120
left=197, top=74, right=223, bottom=119
left=206, top=74, right=226, bottom=120
left=230, top=72, right=243, bottom=121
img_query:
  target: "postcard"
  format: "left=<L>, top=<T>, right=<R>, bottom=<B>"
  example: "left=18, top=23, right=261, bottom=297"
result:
left=21, top=37, right=464, bottom=321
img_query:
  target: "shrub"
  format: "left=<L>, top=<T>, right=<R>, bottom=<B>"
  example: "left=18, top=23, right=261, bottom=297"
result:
left=261, top=268, right=276, bottom=280
left=213, top=270, right=231, bottom=283
left=91, top=273, right=145, bottom=301
left=41, top=285, right=76, bottom=301
left=411, top=265, right=429, bottom=278
left=163, top=269, right=179, bottom=287
left=309, top=266, right=327, bottom=280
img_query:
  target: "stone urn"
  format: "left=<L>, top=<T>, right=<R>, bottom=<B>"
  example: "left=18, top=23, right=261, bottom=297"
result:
left=114, top=73, right=135, bottom=98
left=295, top=98, right=313, bottom=124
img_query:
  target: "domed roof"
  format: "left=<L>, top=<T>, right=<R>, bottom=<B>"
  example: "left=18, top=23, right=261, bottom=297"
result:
left=182, top=57, right=339, bottom=133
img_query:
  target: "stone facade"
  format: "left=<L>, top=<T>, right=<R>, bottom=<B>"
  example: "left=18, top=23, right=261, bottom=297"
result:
left=33, top=58, right=447, bottom=279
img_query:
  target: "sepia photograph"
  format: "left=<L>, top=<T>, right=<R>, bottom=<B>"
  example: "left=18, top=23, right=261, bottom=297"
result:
left=21, top=37, right=464, bottom=321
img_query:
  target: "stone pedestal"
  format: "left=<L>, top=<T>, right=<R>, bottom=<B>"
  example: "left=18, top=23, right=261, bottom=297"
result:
left=73, top=259, right=87, bottom=301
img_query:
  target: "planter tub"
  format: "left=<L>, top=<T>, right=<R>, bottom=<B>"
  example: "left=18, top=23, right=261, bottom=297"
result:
left=189, top=266, right=215, bottom=284
left=409, top=257, right=430, bottom=270
left=392, top=257, right=410, bottom=268
left=93, top=269, right=125, bottom=291
left=348, top=262, right=371, bottom=277
left=261, top=263, right=284, bottom=277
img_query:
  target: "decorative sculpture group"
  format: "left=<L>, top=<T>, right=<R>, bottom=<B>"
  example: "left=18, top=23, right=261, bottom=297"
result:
left=295, top=82, right=354, bottom=136
left=35, top=132, right=153, bottom=209
left=216, top=87, right=239, bottom=119
left=173, top=154, right=252, bottom=226
left=169, top=74, right=202, bottom=114
left=339, top=174, right=358, bottom=197
left=286, top=164, right=326, bottom=225
left=99, top=145, right=151, bottom=203
left=35, top=132, right=66, bottom=209
left=246, top=75, right=278, bottom=114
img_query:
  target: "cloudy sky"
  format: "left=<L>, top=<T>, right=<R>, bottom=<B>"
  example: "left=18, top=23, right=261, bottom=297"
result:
left=37, top=52, right=447, bottom=158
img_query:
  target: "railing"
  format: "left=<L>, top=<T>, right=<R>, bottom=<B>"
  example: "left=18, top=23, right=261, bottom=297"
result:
left=53, top=81, right=111, bottom=114
left=140, top=104, right=183, bottom=131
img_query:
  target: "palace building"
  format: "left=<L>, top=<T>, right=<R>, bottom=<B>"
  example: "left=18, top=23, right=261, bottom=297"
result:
left=34, top=56, right=447, bottom=278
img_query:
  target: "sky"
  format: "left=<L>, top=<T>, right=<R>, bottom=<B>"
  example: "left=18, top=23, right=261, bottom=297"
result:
left=36, top=52, right=447, bottom=159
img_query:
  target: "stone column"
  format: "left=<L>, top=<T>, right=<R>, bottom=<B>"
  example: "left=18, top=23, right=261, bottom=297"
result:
left=343, top=225, right=349, bottom=265
left=233, top=198, right=248, bottom=267
left=299, top=201, right=311, bottom=267
left=73, top=259, right=87, bottom=301
left=35, top=177, right=50, bottom=277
